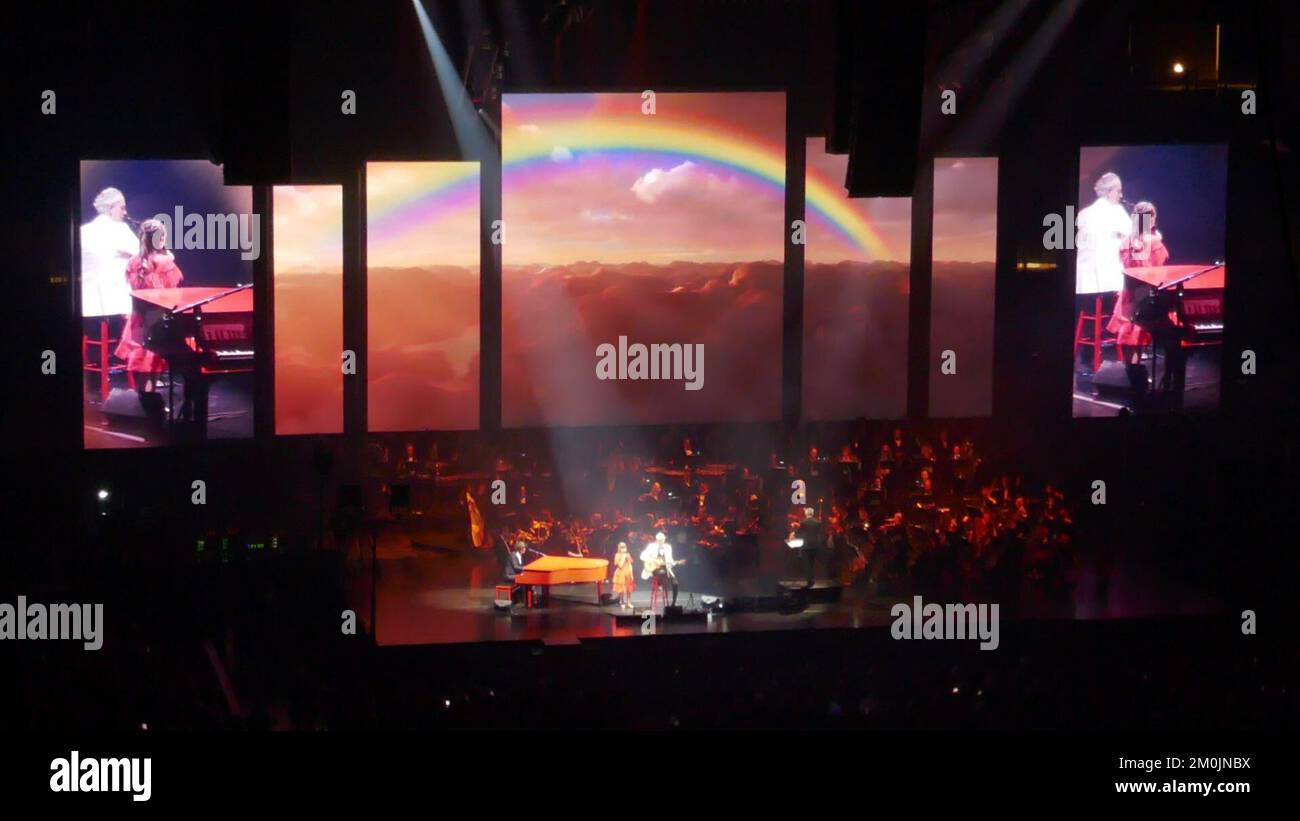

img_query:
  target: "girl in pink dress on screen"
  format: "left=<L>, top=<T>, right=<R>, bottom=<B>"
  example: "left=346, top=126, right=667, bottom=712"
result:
left=1107, top=201, right=1168, bottom=364
left=114, top=220, right=185, bottom=393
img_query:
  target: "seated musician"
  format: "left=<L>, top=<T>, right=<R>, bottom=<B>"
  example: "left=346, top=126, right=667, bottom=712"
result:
left=638, top=481, right=666, bottom=516
left=503, top=540, right=531, bottom=604
left=639, top=532, right=681, bottom=607
left=503, top=541, right=527, bottom=582
left=114, top=219, right=184, bottom=395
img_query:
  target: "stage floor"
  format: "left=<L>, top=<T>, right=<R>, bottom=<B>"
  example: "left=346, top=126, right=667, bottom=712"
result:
left=343, top=544, right=1220, bottom=647
left=1072, top=346, right=1221, bottom=417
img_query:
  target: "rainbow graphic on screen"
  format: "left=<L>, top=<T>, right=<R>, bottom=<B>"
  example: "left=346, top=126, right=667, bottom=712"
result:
left=365, top=162, right=481, bottom=432
left=367, top=161, right=479, bottom=268
left=503, top=92, right=817, bottom=264
left=804, top=138, right=911, bottom=264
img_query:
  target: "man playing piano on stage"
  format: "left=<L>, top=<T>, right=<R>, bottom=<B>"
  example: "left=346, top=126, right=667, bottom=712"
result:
left=503, top=540, right=531, bottom=604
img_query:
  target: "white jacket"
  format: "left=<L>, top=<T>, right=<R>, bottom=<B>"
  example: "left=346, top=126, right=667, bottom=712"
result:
left=80, top=215, right=139, bottom=316
left=1075, top=197, right=1132, bottom=294
left=640, top=541, right=675, bottom=580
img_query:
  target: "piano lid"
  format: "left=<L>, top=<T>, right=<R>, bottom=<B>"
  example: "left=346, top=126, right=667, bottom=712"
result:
left=130, top=287, right=254, bottom=313
left=1122, top=264, right=1225, bottom=290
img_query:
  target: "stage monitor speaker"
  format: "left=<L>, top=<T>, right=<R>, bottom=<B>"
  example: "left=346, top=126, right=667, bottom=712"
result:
left=1091, top=360, right=1146, bottom=394
left=101, top=387, right=157, bottom=418
left=840, top=1, right=924, bottom=197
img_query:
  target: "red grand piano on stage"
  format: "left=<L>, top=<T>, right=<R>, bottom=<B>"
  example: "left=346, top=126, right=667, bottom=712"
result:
left=514, top=556, right=610, bottom=606
left=132, top=284, right=254, bottom=440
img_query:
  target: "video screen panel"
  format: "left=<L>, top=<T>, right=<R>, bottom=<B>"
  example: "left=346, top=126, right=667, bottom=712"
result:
left=802, top=138, right=911, bottom=421
left=366, top=162, right=480, bottom=432
left=1072, top=145, right=1227, bottom=416
left=501, top=92, right=785, bottom=427
left=929, top=157, right=997, bottom=418
left=273, top=185, right=344, bottom=435
left=79, top=160, right=255, bottom=449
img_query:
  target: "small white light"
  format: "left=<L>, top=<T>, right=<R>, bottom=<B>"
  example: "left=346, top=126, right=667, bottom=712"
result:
left=97, top=489, right=109, bottom=500
left=1172, top=62, right=1185, bottom=75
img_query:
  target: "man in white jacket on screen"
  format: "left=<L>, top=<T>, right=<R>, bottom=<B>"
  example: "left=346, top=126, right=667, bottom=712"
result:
left=1075, top=172, right=1132, bottom=295
left=80, top=187, right=139, bottom=317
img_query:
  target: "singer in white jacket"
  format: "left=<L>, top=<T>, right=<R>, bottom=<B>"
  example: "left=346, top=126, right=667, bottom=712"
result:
left=640, top=532, right=679, bottom=607
left=1075, top=172, right=1133, bottom=295
left=80, top=187, right=139, bottom=317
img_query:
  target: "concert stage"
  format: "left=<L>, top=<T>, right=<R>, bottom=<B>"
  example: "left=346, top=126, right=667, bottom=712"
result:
left=343, top=547, right=1218, bottom=647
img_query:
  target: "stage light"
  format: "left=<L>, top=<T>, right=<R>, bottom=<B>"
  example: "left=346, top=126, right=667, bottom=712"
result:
left=1172, top=62, right=1185, bottom=75
left=97, top=489, right=109, bottom=500
left=412, top=0, right=494, bottom=161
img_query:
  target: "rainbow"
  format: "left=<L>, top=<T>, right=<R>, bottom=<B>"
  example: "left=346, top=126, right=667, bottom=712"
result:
left=503, top=94, right=892, bottom=259
left=359, top=96, right=896, bottom=261
left=366, top=161, right=480, bottom=258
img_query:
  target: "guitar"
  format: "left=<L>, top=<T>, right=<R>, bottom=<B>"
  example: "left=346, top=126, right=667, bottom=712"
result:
left=641, top=553, right=686, bottom=580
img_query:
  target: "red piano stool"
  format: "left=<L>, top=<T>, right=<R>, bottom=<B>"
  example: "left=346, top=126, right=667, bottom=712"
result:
left=1073, top=295, right=1111, bottom=374
left=82, top=319, right=134, bottom=401
left=649, top=576, right=669, bottom=612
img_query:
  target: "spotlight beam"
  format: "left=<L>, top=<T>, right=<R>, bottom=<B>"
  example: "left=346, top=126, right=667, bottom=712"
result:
left=412, top=0, right=495, bottom=161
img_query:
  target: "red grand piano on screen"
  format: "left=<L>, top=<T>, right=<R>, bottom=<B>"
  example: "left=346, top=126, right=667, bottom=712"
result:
left=132, top=284, right=254, bottom=441
left=1127, top=263, right=1224, bottom=399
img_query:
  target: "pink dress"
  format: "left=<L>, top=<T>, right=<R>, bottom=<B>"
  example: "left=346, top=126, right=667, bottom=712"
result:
left=115, top=252, right=185, bottom=373
left=1107, top=234, right=1169, bottom=348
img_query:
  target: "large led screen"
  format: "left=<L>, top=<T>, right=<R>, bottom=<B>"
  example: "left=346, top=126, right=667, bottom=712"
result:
left=80, top=160, right=255, bottom=448
left=501, top=92, right=786, bottom=427
left=929, top=157, right=997, bottom=418
left=273, top=185, right=344, bottom=435
left=1072, top=145, right=1227, bottom=417
left=802, top=137, right=912, bottom=421
left=366, top=161, right=481, bottom=432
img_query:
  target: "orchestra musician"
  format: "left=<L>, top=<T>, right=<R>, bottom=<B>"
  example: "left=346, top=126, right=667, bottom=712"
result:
left=640, top=531, right=682, bottom=607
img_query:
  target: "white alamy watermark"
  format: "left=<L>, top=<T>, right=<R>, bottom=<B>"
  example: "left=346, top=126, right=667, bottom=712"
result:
left=50, top=752, right=150, bottom=802
left=595, top=336, right=704, bottom=391
left=1042, top=206, right=1155, bottom=251
left=0, top=596, right=103, bottom=650
left=890, top=595, right=999, bottom=650
left=150, top=206, right=261, bottom=260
